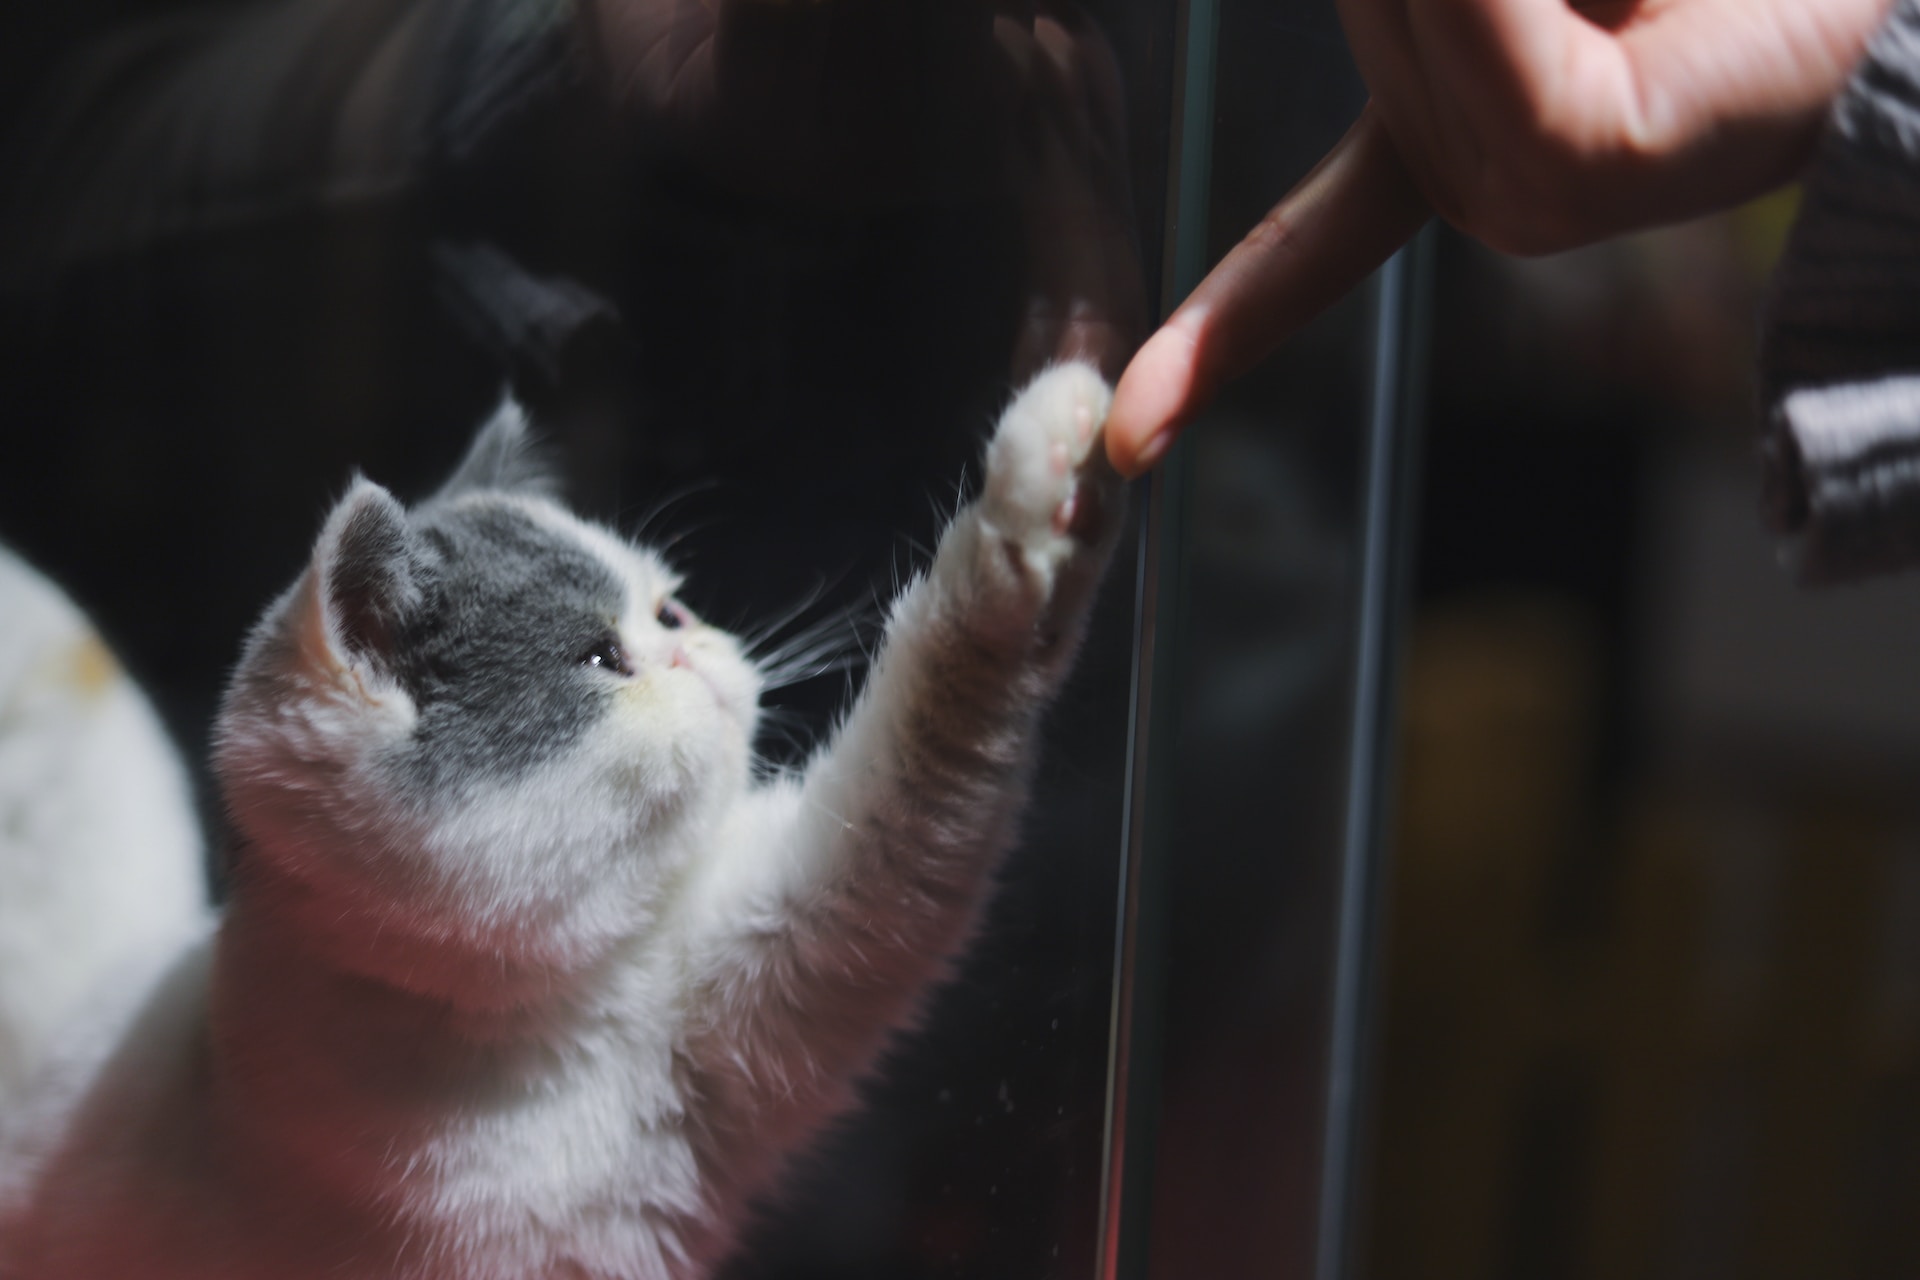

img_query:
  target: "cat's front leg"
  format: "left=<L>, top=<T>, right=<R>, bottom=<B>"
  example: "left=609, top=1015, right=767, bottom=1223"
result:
left=681, top=362, right=1124, bottom=1144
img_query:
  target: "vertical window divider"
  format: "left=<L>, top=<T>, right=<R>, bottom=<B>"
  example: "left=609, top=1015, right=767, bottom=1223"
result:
left=1314, top=224, right=1432, bottom=1280
left=1096, top=0, right=1218, bottom=1275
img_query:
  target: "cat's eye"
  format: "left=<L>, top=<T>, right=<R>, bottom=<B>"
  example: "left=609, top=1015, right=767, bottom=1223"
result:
left=657, top=599, right=689, bottom=630
left=580, top=634, right=634, bottom=677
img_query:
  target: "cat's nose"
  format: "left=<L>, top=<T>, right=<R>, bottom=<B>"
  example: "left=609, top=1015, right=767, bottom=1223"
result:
left=669, top=644, right=691, bottom=669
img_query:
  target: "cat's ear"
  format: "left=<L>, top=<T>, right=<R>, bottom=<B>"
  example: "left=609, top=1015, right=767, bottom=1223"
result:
left=304, top=477, right=427, bottom=673
left=430, top=397, right=560, bottom=504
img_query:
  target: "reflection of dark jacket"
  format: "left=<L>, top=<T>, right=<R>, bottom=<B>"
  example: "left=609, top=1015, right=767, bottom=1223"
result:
left=1762, top=0, right=1920, bottom=582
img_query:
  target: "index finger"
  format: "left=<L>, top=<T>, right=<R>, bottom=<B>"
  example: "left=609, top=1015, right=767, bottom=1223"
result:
left=1104, top=105, right=1430, bottom=476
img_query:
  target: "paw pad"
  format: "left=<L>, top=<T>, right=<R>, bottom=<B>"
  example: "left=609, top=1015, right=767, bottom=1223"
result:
left=982, top=362, right=1121, bottom=575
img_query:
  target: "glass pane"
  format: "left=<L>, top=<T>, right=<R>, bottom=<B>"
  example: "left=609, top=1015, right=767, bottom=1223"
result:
left=1102, top=1, right=1422, bottom=1276
left=0, top=2, right=1177, bottom=1275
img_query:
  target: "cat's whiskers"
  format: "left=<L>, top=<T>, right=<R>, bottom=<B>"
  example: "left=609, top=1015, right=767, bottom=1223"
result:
left=747, top=599, right=876, bottom=694
left=655, top=518, right=726, bottom=556
left=621, top=479, right=722, bottom=546
left=755, top=647, right=866, bottom=694
left=733, top=572, right=849, bottom=654
left=794, top=782, right=863, bottom=837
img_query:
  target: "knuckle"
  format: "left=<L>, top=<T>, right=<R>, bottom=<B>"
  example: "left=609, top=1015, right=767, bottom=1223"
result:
left=1454, top=129, right=1604, bottom=255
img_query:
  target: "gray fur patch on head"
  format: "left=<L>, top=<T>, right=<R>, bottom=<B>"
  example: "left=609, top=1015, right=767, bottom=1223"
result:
left=386, top=501, right=627, bottom=794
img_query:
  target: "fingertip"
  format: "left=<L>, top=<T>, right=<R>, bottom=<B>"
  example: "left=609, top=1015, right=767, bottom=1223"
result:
left=1105, top=324, right=1204, bottom=477
left=1103, top=110, right=1428, bottom=479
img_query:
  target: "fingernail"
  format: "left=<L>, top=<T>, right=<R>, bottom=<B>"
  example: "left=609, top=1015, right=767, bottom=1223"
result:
left=1130, top=430, right=1173, bottom=475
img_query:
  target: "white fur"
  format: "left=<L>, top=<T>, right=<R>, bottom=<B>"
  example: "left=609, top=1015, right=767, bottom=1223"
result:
left=0, top=548, right=209, bottom=1114
left=0, top=363, right=1122, bottom=1279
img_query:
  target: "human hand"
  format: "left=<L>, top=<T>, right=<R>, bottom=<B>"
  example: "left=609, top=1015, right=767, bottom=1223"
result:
left=584, top=0, right=1006, bottom=208
left=1104, top=0, right=1895, bottom=476
left=999, top=9, right=1146, bottom=382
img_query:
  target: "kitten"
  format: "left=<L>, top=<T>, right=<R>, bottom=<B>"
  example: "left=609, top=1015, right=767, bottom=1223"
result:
left=0, top=363, right=1124, bottom=1280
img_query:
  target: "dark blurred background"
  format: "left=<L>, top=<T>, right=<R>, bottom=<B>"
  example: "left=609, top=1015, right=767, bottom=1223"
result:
left=3, top=1, right=1918, bottom=1277
left=1364, top=204, right=1920, bottom=1280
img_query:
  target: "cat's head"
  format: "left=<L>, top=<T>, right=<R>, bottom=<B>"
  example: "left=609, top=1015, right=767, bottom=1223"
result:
left=214, top=403, right=761, bottom=1003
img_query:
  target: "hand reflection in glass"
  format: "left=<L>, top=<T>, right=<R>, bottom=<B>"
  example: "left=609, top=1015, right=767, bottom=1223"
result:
left=586, top=0, right=1145, bottom=377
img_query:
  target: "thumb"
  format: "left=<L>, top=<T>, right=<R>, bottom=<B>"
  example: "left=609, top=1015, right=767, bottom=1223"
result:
left=1105, top=106, right=1430, bottom=476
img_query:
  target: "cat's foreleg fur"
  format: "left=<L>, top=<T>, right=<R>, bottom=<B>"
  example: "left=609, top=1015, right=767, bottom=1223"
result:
left=683, top=362, right=1123, bottom=1144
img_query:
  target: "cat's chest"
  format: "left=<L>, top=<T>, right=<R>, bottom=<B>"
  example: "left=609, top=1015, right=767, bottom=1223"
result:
left=411, top=1007, right=728, bottom=1277
left=274, top=1016, right=713, bottom=1279
left=417, top=1027, right=700, bottom=1213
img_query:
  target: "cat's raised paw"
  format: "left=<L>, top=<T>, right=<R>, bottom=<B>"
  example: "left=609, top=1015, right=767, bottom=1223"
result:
left=981, top=362, right=1123, bottom=585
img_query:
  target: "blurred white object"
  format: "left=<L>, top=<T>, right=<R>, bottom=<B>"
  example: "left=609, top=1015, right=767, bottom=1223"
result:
left=0, top=547, right=206, bottom=1111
